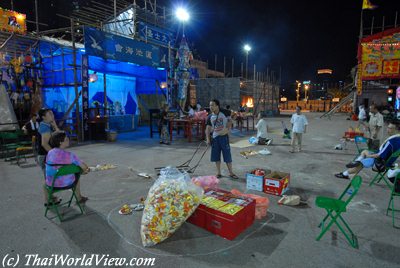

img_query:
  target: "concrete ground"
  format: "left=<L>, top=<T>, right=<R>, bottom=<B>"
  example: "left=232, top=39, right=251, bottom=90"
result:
left=1, top=112, right=400, bottom=268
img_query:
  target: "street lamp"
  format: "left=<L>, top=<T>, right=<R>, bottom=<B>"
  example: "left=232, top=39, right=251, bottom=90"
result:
left=296, top=81, right=301, bottom=103
left=175, top=7, right=190, bottom=36
left=243, top=44, right=251, bottom=79
left=304, top=84, right=309, bottom=100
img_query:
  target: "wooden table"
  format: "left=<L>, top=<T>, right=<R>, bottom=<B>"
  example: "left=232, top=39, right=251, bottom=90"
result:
left=236, top=115, right=255, bottom=132
left=169, top=118, right=206, bottom=142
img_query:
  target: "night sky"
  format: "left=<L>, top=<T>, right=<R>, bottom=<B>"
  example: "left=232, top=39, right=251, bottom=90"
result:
left=3, top=0, right=399, bottom=87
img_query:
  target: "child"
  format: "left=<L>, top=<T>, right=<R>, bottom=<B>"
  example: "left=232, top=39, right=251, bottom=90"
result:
left=159, top=104, right=170, bottom=145
left=255, top=111, right=272, bottom=145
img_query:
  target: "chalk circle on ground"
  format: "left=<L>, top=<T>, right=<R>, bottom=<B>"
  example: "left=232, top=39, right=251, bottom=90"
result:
left=107, top=204, right=277, bottom=257
left=348, top=201, right=378, bottom=213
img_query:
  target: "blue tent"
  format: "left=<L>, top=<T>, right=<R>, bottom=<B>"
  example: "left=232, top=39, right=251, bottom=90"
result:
left=38, top=41, right=167, bottom=117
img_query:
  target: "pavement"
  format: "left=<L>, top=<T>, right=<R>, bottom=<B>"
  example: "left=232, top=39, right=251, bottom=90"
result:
left=1, top=112, right=400, bottom=268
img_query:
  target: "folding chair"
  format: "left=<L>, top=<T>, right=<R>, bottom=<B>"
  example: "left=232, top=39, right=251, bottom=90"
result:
left=44, top=164, right=84, bottom=222
left=354, top=136, right=369, bottom=154
left=315, top=175, right=362, bottom=248
left=369, top=149, right=400, bottom=190
left=386, top=173, right=400, bottom=228
left=0, top=132, right=20, bottom=160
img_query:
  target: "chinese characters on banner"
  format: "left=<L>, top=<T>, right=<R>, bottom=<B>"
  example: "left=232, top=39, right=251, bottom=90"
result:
left=84, top=27, right=165, bottom=67
left=81, top=54, right=89, bottom=140
left=383, top=60, right=400, bottom=75
left=138, top=22, right=173, bottom=47
left=360, top=30, right=400, bottom=80
left=0, top=8, right=26, bottom=35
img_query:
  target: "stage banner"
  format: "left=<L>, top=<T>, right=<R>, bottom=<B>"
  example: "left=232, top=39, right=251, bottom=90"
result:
left=0, top=8, right=26, bottom=35
left=357, top=63, right=363, bottom=96
left=81, top=54, right=89, bottom=140
left=138, top=22, right=173, bottom=48
left=360, top=30, right=400, bottom=80
left=84, top=27, right=165, bottom=68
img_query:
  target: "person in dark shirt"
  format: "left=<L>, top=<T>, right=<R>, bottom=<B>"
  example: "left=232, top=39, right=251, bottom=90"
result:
left=159, top=104, right=170, bottom=145
left=37, top=108, right=61, bottom=206
left=22, top=114, right=39, bottom=137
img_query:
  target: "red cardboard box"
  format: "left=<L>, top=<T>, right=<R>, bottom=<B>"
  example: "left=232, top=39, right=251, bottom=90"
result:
left=263, top=171, right=290, bottom=196
left=187, top=189, right=256, bottom=240
left=344, top=131, right=364, bottom=138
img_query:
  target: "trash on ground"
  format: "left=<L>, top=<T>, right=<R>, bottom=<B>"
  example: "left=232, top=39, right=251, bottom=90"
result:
left=138, top=173, right=152, bottom=179
left=258, top=148, right=271, bottom=155
left=89, top=164, right=117, bottom=171
left=240, top=150, right=258, bottom=159
left=278, top=195, right=301, bottom=206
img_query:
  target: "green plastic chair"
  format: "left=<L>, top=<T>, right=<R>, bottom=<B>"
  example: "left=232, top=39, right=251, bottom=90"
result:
left=44, top=164, right=84, bottom=222
left=369, top=149, right=400, bottom=190
left=0, top=132, right=20, bottom=160
left=315, top=175, right=362, bottom=248
left=386, top=173, right=400, bottom=228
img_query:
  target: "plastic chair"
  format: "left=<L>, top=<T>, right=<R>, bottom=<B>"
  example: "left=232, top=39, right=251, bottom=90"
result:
left=44, top=164, right=84, bottom=222
left=386, top=173, right=400, bottom=228
left=369, top=149, right=400, bottom=190
left=315, top=176, right=362, bottom=248
left=0, top=132, right=20, bottom=160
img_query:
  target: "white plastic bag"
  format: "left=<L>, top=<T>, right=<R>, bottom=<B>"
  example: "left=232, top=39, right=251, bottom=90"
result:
left=278, top=195, right=300, bottom=206
left=140, top=167, right=204, bottom=247
left=258, top=148, right=271, bottom=155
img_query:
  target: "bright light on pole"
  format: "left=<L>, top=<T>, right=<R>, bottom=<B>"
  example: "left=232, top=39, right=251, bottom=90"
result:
left=296, top=80, right=301, bottom=103
left=176, top=8, right=190, bottom=21
left=243, top=44, right=251, bottom=79
left=304, top=84, right=309, bottom=100
left=176, top=8, right=190, bottom=36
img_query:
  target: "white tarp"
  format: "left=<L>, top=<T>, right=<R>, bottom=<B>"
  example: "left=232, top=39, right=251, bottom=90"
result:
left=0, top=85, right=18, bottom=131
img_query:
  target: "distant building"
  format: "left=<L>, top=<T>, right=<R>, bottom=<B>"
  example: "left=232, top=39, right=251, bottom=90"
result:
left=191, top=59, right=225, bottom=78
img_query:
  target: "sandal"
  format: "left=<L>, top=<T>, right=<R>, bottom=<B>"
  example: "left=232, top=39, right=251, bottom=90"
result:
left=216, top=174, right=222, bottom=178
left=229, top=174, right=239, bottom=180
